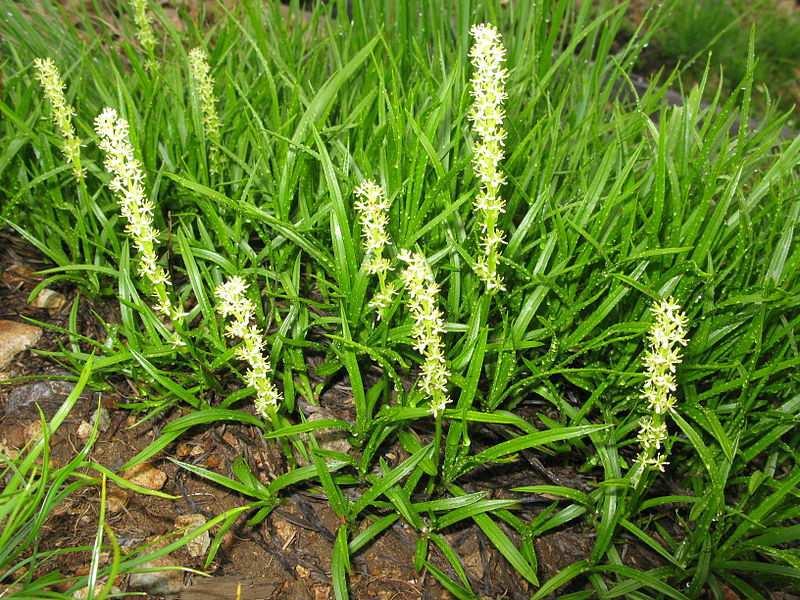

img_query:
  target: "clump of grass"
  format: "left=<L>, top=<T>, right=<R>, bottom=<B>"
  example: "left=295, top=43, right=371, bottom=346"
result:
left=0, top=361, right=178, bottom=598
left=1, top=1, right=799, bottom=597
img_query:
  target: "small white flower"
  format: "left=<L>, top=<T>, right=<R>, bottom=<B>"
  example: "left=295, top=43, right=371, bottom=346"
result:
left=636, top=297, right=688, bottom=472
left=33, top=58, right=82, bottom=179
left=188, top=48, right=223, bottom=173
left=95, top=107, right=180, bottom=321
left=368, top=281, right=397, bottom=313
left=469, top=23, right=509, bottom=293
left=354, top=180, right=393, bottom=275
left=399, top=251, right=450, bottom=416
left=215, top=277, right=282, bottom=419
left=354, top=179, right=397, bottom=315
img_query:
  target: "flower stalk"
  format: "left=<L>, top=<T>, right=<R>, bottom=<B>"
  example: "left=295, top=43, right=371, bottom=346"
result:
left=33, top=58, right=82, bottom=179
left=215, top=276, right=282, bottom=420
left=634, top=297, right=689, bottom=478
left=399, top=250, right=450, bottom=417
left=188, top=48, right=223, bottom=174
left=94, top=107, right=180, bottom=321
left=130, top=0, right=157, bottom=67
left=468, top=23, right=509, bottom=293
left=354, top=179, right=396, bottom=314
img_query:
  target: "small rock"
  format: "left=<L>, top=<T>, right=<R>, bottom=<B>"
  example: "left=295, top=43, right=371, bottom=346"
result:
left=93, top=407, right=111, bottom=433
left=205, top=454, right=222, bottom=469
left=176, top=442, right=192, bottom=458
left=76, top=420, right=93, bottom=441
left=175, top=514, right=210, bottom=558
left=128, top=556, right=184, bottom=597
left=222, top=431, right=239, bottom=449
left=123, top=463, right=167, bottom=490
left=0, top=439, right=18, bottom=460
left=0, top=320, right=42, bottom=371
left=190, top=444, right=205, bottom=457
left=30, top=288, right=67, bottom=311
left=73, top=584, right=120, bottom=599
left=106, top=490, right=129, bottom=514
left=274, top=518, right=296, bottom=548
left=5, top=380, right=75, bottom=417
left=76, top=408, right=109, bottom=441
left=1, top=264, right=37, bottom=287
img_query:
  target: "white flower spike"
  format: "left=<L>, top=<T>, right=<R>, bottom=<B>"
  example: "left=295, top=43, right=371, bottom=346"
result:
left=33, top=58, right=82, bottom=179
left=354, top=179, right=396, bottom=315
left=399, top=251, right=450, bottom=416
left=188, top=48, right=222, bottom=173
left=636, top=297, right=689, bottom=473
left=354, top=180, right=392, bottom=275
left=94, top=107, right=180, bottom=321
left=130, top=0, right=156, bottom=65
left=469, top=23, right=509, bottom=293
left=215, top=276, right=282, bottom=419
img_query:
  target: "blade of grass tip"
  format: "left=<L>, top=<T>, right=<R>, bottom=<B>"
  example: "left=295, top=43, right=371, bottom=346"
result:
left=429, top=533, right=473, bottom=591
left=86, top=473, right=107, bottom=599
left=332, top=525, right=350, bottom=600
left=424, top=561, right=476, bottom=600
left=312, top=126, right=355, bottom=299
left=473, top=510, right=538, bottom=586
left=98, top=521, right=122, bottom=598
left=348, top=514, right=399, bottom=554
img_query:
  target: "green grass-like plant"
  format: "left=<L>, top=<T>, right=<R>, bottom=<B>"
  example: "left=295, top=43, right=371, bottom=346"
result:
left=1, top=0, right=799, bottom=597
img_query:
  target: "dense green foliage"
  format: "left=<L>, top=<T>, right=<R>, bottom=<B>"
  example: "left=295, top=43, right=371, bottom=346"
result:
left=1, top=1, right=799, bottom=597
